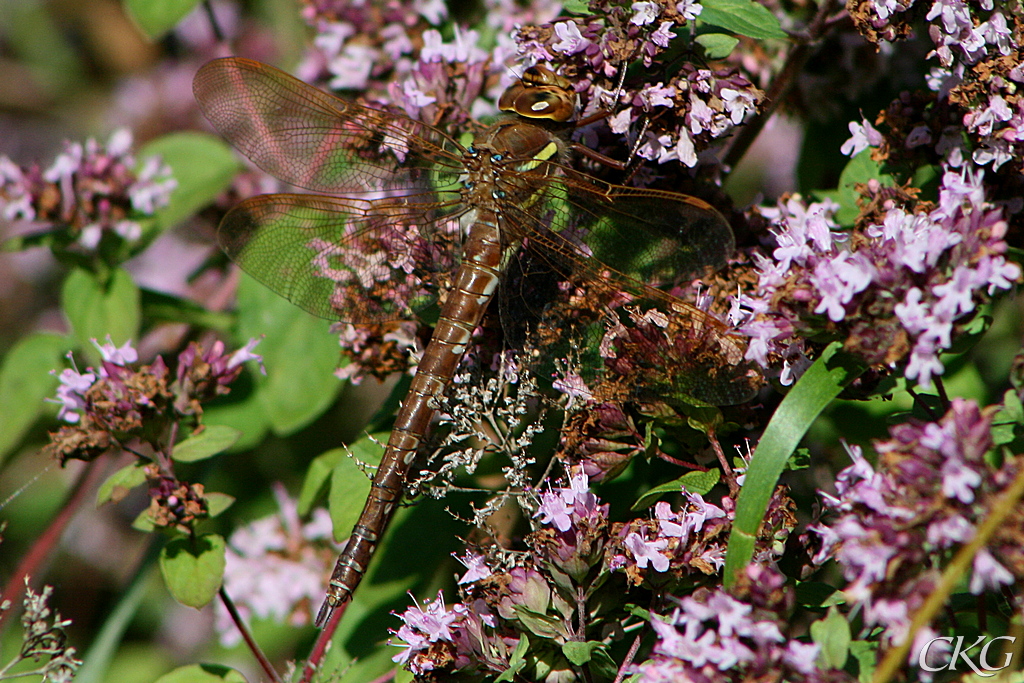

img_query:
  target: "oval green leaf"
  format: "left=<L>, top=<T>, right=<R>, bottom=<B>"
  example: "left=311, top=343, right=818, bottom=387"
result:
left=236, top=272, right=343, bottom=435
left=62, top=267, right=141, bottom=356
left=328, top=436, right=385, bottom=542
left=205, top=492, right=236, bottom=518
left=0, top=332, right=68, bottom=465
left=298, top=447, right=346, bottom=516
left=203, top=390, right=270, bottom=452
left=137, top=132, right=240, bottom=232
left=632, top=468, right=721, bottom=510
left=810, top=606, right=851, bottom=670
left=154, top=664, right=247, bottom=683
left=97, top=462, right=148, bottom=506
left=695, top=32, right=740, bottom=59
left=125, top=0, right=202, bottom=40
left=132, top=508, right=157, bottom=533
left=171, top=425, right=242, bottom=462
left=159, top=534, right=226, bottom=609
left=562, top=640, right=606, bottom=666
left=699, top=0, right=787, bottom=40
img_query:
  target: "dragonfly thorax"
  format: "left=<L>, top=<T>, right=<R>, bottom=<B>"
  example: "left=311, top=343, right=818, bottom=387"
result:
left=461, top=121, right=566, bottom=209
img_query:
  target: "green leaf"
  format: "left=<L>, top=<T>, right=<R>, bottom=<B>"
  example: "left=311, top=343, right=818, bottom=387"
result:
left=810, top=606, right=850, bottom=669
left=786, top=447, right=811, bottom=471
left=153, top=664, right=247, bottom=683
left=695, top=32, right=739, bottom=59
left=62, top=267, right=141, bottom=356
left=141, top=289, right=234, bottom=331
left=159, top=534, right=226, bottom=608
left=171, top=425, right=242, bottom=462
left=561, top=0, right=590, bottom=14
left=632, top=468, right=721, bottom=510
left=205, top=492, right=235, bottom=518
left=328, top=435, right=386, bottom=542
left=625, top=604, right=652, bottom=621
left=562, top=641, right=606, bottom=666
left=298, top=447, right=346, bottom=516
left=832, top=149, right=896, bottom=226
left=993, top=389, right=1024, bottom=447
left=0, top=332, right=68, bottom=465
left=496, top=636, right=530, bottom=682
left=203, top=391, right=269, bottom=452
left=97, top=462, right=148, bottom=506
left=236, top=272, right=343, bottom=435
left=699, top=0, right=787, bottom=40
left=1003, top=389, right=1024, bottom=423
left=680, top=468, right=721, bottom=495
left=513, top=606, right=563, bottom=638
left=724, top=342, right=866, bottom=587
left=132, top=508, right=156, bottom=533
left=849, top=640, right=877, bottom=683
left=124, top=0, right=202, bottom=41
left=794, top=581, right=843, bottom=608
left=587, top=646, right=619, bottom=679
left=137, top=132, right=240, bottom=232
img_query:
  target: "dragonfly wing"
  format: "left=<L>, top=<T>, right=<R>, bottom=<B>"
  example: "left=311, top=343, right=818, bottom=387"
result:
left=220, top=192, right=465, bottom=324
left=498, top=179, right=759, bottom=407
left=559, top=171, right=733, bottom=284
left=193, top=57, right=464, bottom=195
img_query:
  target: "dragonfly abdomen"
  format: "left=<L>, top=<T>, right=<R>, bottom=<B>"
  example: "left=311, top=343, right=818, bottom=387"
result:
left=316, top=212, right=504, bottom=627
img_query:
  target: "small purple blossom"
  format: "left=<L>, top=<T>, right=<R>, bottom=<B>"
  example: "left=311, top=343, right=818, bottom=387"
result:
left=676, top=0, right=703, bottom=21
left=53, top=368, right=96, bottom=424
left=624, top=530, right=670, bottom=571
left=630, top=1, right=660, bottom=26
left=535, top=486, right=575, bottom=532
left=455, top=551, right=492, bottom=584
left=391, top=591, right=470, bottom=673
left=840, top=118, right=884, bottom=156
left=534, top=470, right=601, bottom=532
left=93, top=337, right=139, bottom=366
left=969, top=548, right=1014, bottom=594
left=551, top=21, right=591, bottom=55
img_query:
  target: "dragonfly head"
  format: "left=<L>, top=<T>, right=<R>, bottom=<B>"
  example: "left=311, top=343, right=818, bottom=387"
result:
left=499, top=66, right=578, bottom=123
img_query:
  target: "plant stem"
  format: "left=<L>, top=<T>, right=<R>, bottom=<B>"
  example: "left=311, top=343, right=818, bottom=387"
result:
left=721, top=0, right=846, bottom=171
left=0, top=459, right=105, bottom=634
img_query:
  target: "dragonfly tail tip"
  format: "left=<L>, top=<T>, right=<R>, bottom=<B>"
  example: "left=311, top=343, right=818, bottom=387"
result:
left=314, top=602, right=334, bottom=629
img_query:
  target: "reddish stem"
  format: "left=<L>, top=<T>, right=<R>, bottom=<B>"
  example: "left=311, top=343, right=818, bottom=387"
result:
left=299, top=600, right=347, bottom=683
left=0, top=459, right=105, bottom=633
left=219, top=586, right=283, bottom=683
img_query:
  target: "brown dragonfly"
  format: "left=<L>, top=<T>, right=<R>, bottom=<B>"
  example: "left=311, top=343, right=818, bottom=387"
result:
left=193, top=57, right=758, bottom=627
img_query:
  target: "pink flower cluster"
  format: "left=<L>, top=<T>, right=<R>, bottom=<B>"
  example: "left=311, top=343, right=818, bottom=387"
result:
left=0, top=129, right=175, bottom=251
left=810, top=399, right=1022, bottom=658
left=735, top=167, right=1019, bottom=388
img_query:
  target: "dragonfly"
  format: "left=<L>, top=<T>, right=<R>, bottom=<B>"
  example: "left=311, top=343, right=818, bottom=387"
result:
left=192, top=57, right=758, bottom=627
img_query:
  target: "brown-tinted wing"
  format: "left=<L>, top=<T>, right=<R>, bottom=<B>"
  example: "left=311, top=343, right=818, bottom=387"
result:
left=497, top=171, right=759, bottom=407
left=219, top=192, right=465, bottom=324
left=193, top=57, right=465, bottom=195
